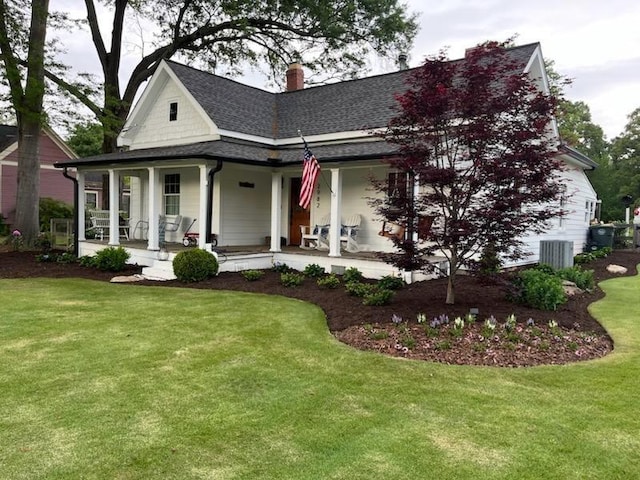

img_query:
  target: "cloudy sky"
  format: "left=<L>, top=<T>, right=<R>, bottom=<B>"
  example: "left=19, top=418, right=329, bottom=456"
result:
left=402, top=0, right=640, bottom=139
left=51, top=0, right=640, bottom=139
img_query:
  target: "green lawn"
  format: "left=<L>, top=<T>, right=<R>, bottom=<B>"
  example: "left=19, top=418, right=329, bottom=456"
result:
left=1, top=274, right=639, bottom=479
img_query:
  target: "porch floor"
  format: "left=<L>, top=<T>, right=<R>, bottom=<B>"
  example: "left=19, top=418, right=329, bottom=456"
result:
left=84, top=239, right=386, bottom=262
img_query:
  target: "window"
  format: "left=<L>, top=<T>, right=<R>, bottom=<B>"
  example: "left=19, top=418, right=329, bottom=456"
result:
left=558, top=194, right=567, bottom=229
left=169, top=102, right=178, bottom=121
left=585, top=200, right=596, bottom=224
left=85, top=191, right=98, bottom=209
left=164, top=174, right=180, bottom=215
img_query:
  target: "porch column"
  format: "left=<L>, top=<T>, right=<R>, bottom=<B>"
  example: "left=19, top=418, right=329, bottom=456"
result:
left=270, top=171, right=283, bottom=252
left=108, top=169, right=120, bottom=246
left=77, top=171, right=86, bottom=241
left=328, top=168, right=342, bottom=257
left=147, top=167, right=161, bottom=250
left=198, top=165, right=208, bottom=249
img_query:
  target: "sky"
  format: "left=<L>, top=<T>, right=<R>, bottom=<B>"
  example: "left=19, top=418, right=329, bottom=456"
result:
left=50, top=0, right=640, bottom=140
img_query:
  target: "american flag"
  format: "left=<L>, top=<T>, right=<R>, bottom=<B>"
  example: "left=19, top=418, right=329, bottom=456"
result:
left=298, top=144, right=320, bottom=209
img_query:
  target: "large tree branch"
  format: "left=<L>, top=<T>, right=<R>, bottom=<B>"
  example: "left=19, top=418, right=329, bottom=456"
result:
left=0, top=0, right=25, bottom=107
left=121, top=16, right=333, bottom=107
left=84, top=0, right=107, bottom=69
left=39, top=65, right=103, bottom=119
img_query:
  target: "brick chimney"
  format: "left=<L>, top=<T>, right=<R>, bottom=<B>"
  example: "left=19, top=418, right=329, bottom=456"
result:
left=286, top=62, right=304, bottom=91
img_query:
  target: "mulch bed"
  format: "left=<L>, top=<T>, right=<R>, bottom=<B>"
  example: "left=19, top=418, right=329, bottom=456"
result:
left=1, top=248, right=638, bottom=367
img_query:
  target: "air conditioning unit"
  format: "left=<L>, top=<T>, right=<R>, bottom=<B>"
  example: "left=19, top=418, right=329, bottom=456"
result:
left=539, top=240, right=574, bottom=269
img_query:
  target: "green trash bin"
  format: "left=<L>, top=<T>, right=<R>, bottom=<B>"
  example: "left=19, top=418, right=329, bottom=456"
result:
left=588, top=225, right=615, bottom=249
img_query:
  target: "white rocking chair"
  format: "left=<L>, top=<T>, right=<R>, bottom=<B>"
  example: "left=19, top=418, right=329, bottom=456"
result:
left=339, top=214, right=361, bottom=253
left=299, top=214, right=331, bottom=250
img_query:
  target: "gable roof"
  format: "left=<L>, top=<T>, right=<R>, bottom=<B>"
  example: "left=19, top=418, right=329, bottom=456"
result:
left=57, top=42, right=548, bottom=168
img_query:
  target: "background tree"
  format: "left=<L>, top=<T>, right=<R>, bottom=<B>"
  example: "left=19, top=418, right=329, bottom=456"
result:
left=371, top=42, right=564, bottom=304
left=0, top=0, right=49, bottom=245
left=610, top=107, right=640, bottom=214
left=66, top=121, right=104, bottom=157
left=44, top=0, right=418, bottom=154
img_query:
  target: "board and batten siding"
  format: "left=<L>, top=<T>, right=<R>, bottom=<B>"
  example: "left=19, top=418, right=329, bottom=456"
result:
left=127, top=76, right=215, bottom=150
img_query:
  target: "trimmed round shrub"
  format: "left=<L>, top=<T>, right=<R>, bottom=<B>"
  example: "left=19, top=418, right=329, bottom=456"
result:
left=173, top=249, right=218, bottom=282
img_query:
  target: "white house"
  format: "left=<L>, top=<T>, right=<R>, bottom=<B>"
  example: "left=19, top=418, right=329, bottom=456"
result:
left=55, top=42, right=598, bottom=279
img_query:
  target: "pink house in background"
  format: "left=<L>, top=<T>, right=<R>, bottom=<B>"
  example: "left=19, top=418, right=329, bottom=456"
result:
left=0, top=125, right=77, bottom=226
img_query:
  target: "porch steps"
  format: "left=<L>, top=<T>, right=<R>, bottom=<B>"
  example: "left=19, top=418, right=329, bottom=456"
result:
left=141, top=258, right=177, bottom=281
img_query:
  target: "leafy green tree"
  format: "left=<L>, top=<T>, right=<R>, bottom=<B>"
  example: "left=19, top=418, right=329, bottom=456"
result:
left=610, top=108, right=640, bottom=213
left=0, top=0, right=49, bottom=245
left=66, top=122, right=103, bottom=157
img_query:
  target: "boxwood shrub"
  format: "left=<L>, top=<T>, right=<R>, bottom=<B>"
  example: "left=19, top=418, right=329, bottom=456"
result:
left=173, top=249, right=218, bottom=282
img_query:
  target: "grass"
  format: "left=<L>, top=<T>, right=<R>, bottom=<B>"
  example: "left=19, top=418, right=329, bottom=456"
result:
left=1, top=274, right=639, bottom=479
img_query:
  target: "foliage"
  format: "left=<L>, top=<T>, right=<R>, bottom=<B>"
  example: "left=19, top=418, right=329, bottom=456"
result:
left=66, top=121, right=103, bottom=157
left=8, top=229, right=23, bottom=251
left=173, top=248, right=218, bottom=282
left=343, top=267, right=364, bottom=284
left=371, top=41, right=563, bottom=304
left=0, top=215, right=8, bottom=236
left=78, top=255, right=96, bottom=267
left=280, top=272, right=304, bottom=287
left=509, top=269, right=567, bottom=311
left=241, top=269, right=264, bottom=281
left=377, top=275, right=405, bottom=290
left=344, top=281, right=377, bottom=297
left=362, top=288, right=394, bottom=306
left=39, top=197, right=73, bottom=232
left=557, top=266, right=595, bottom=291
left=317, top=274, right=341, bottom=289
left=272, top=262, right=292, bottom=273
left=609, top=107, right=640, bottom=214
left=574, top=247, right=611, bottom=264
left=36, top=251, right=76, bottom=263
left=303, top=263, right=325, bottom=278
left=92, top=246, right=131, bottom=272
left=36, top=0, right=417, bottom=152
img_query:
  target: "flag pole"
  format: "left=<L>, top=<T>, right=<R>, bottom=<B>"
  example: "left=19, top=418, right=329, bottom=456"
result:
left=298, top=130, right=334, bottom=195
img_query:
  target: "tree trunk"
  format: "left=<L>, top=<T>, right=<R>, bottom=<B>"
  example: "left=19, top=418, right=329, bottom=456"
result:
left=9, top=0, right=49, bottom=247
left=445, top=248, right=458, bottom=304
left=13, top=121, right=41, bottom=245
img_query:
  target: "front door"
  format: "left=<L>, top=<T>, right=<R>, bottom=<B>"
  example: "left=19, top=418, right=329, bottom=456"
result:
left=289, top=177, right=310, bottom=246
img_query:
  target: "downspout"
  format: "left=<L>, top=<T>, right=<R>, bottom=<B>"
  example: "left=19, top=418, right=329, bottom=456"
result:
left=62, top=167, right=79, bottom=256
left=206, top=160, right=223, bottom=243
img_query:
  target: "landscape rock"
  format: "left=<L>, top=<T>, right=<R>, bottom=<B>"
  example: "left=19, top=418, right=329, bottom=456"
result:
left=606, top=264, right=628, bottom=275
left=562, top=280, right=583, bottom=296
left=110, top=274, right=146, bottom=283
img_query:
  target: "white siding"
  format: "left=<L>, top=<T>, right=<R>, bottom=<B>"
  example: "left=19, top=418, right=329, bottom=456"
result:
left=304, top=165, right=395, bottom=252
left=218, top=166, right=272, bottom=246
left=128, top=77, right=215, bottom=149
left=514, top=164, right=598, bottom=266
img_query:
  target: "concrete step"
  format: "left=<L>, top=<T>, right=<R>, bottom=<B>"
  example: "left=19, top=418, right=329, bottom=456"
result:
left=142, top=259, right=176, bottom=280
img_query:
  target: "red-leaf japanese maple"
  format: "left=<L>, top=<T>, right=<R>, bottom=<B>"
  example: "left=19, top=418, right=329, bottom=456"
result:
left=372, top=41, right=565, bottom=304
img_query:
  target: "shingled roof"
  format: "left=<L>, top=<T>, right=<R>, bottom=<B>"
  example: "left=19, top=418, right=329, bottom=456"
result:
left=0, top=125, right=17, bottom=151
left=57, top=43, right=541, bottom=168
left=166, top=42, right=539, bottom=140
